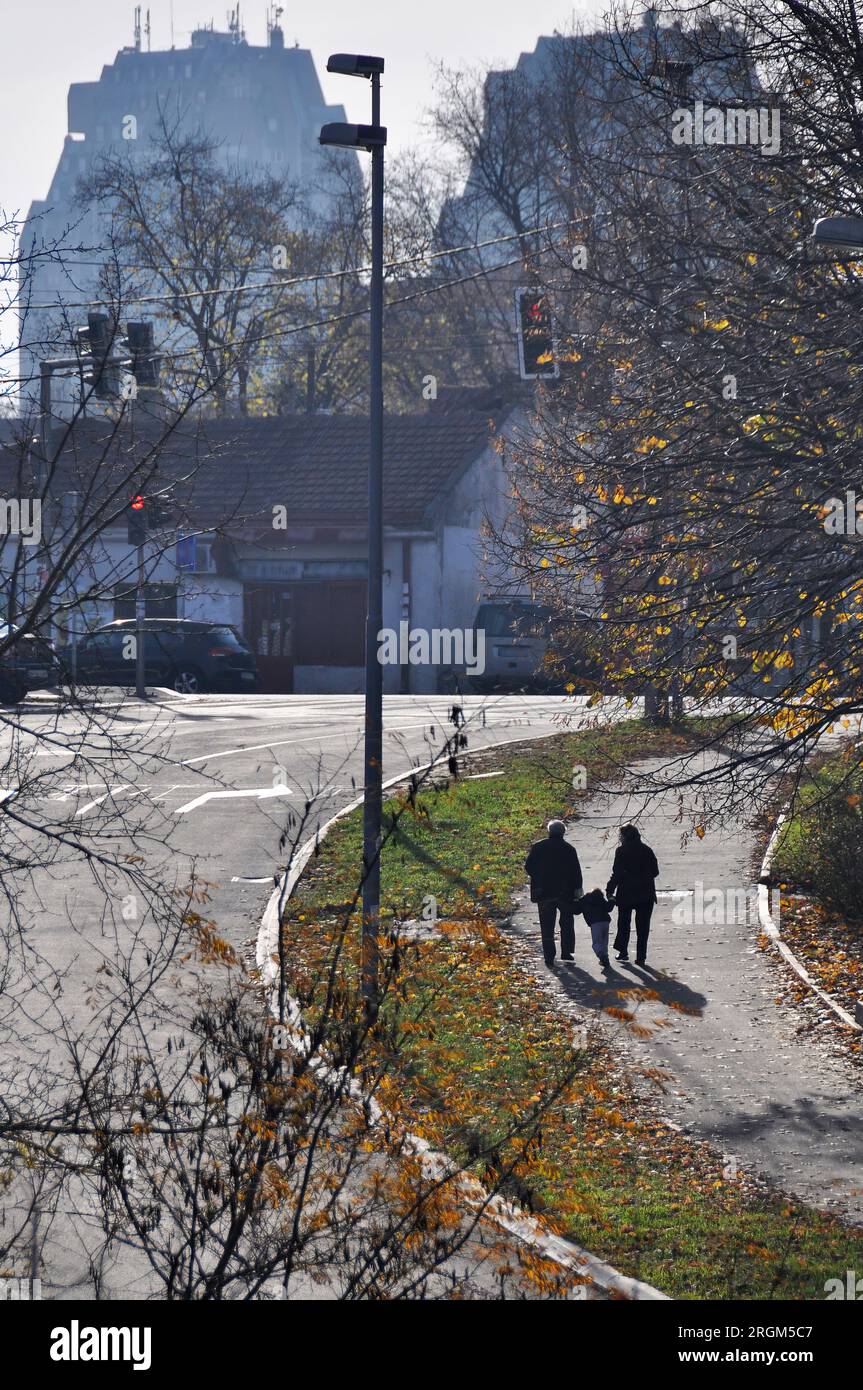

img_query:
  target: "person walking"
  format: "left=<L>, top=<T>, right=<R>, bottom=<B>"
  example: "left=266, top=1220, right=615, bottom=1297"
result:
left=607, top=824, right=659, bottom=965
left=524, top=820, right=583, bottom=967
left=573, top=886, right=616, bottom=972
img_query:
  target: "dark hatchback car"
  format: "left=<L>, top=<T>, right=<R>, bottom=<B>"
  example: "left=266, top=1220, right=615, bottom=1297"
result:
left=0, top=623, right=62, bottom=704
left=72, top=619, right=261, bottom=694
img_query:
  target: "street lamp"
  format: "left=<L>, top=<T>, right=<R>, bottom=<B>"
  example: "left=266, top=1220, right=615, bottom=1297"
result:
left=812, top=214, right=863, bottom=249
left=321, top=53, right=386, bottom=1005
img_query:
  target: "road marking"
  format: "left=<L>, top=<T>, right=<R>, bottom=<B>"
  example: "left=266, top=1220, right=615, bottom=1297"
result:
left=176, top=713, right=530, bottom=770
left=178, top=721, right=439, bottom=768
left=231, top=875, right=276, bottom=884
left=149, top=783, right=203, bottom=802
left=75, top=783, right=136, bottom=815
left=174, top=786, right=294, bottom=815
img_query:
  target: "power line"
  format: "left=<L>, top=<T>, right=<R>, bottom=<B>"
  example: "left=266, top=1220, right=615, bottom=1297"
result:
left=5, top=250, right=530, bottom=387
left=19, top=217, right=578, bottom=313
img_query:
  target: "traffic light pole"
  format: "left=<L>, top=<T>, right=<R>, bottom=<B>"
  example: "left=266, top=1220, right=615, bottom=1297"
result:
left=40, top=338, right=160, bottom=693
left=135, top=541, right=146, bottom=699
left=361, top=69, right=384, bottom=1005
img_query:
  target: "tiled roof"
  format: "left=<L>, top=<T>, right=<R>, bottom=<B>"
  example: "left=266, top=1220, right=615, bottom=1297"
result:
left=4, top=391, right=518, bottom=534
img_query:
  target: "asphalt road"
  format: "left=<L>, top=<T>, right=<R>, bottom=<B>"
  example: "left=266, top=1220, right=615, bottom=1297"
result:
left=11, top=690, right=620, bottom=953
left=2, top=689, right=633, bottom=1298
left=4, top=690, right=860, bottom=1296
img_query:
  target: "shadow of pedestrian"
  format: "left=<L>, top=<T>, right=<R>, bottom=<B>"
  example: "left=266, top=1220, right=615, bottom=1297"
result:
left=554, top=957, right=706, bottom=1018
left=555, top=959, right=630, bottom=1010
left=622, top=962, right=706, bottom=1016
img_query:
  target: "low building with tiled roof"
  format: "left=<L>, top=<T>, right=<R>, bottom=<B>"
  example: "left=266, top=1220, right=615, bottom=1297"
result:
left=2, top=388, right=531, bottom=692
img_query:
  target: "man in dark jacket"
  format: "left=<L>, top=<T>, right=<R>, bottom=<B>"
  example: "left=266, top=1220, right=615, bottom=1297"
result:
left=524, top=820, right=583, bottom=967
left=606, top=824, right=660, bottom=965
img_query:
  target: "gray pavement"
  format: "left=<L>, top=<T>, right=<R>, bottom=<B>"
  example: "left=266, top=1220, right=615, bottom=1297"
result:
left=0, top=691, right=634, bottom=1298
left=510, top=757, right=863, bottom=1225
left=7, top=698, right=861, bottom=1297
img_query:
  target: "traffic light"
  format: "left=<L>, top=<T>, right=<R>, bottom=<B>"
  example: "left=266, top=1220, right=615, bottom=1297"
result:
left=74, top=316, right=160, bottom=400
left=515, top=288, right=559, bottom=381
left=145, top=494, right=172, bottom=531
left=126, top=493, right=172, bottom=544
left=127, top=494, right=146, bottom=546
left=126, top=321, right=161, bottom=388
left=85, top=311, right=119, bottom=399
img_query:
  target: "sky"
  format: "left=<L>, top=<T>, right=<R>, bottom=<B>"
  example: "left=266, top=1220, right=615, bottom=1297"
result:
left=1, top=0, right=605, bottom=221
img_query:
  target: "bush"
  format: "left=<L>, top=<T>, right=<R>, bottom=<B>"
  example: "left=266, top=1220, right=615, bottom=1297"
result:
left=775, top=762, right=863, bottom=923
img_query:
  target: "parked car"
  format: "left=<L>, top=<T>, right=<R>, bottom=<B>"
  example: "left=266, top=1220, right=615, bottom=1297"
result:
left=467, top=601, right=551, bottom=691
left=0, top=623, right=61, bottom=705
left=467, top=601, right=598, bottom=693
left=71, top=619, right=261, bottom=694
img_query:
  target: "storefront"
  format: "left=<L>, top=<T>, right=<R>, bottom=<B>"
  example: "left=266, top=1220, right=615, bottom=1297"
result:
left=241, top=559, right=367, bottom=693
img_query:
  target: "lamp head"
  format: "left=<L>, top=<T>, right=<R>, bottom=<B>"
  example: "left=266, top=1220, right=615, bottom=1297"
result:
left=326, top=53, right=384, bottom=77
left=320, top=121, right=387, bottom=150
left=813, top=214, right=863, bottom=249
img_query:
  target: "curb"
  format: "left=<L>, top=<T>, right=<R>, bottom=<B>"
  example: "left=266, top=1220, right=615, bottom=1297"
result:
left=758, top=810, right=862, bottom=1033
left=255, top=729, right=670, bottom=1302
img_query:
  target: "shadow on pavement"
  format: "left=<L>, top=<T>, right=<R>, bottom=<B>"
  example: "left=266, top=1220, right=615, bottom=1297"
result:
left=552, top=957, right=707, bottom=1018
left=710, top=1095, right=863, bottom=1150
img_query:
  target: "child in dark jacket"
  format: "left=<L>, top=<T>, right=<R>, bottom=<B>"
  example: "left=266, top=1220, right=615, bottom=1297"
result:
left=573, top=888, right=616, bottom=971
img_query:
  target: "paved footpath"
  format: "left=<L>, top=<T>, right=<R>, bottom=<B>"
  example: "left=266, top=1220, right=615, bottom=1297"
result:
left=510, top=757, right=863, bottom=1225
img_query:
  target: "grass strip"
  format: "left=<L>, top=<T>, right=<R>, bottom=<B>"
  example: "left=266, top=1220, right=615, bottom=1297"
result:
left=281, top=719, right=863, bottom=1299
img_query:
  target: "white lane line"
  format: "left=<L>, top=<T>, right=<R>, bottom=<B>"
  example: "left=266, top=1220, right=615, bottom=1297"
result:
left=47, top=782, right=105, bottom=801
left=178, top=720, right=444, bottom=768
left=149, top=783, right=204, bottom=802
left=231, top=876, right=275, bottom=884
left=75, top=783, right=135, bottom=815
left=175, top=711, right=537, bottom=771
left=174, top=786, right=294, bottom=815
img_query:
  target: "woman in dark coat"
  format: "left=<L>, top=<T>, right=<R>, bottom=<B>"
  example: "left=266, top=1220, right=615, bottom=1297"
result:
left=606, top=824, right=659, bottom=965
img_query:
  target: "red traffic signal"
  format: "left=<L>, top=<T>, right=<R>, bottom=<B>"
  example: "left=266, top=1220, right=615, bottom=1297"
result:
left=515, top=288, right=559, bottom=381
left=128, top=496, right=146, bottom=546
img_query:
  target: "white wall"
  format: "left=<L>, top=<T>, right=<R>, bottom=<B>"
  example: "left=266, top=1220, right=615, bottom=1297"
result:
left=181, top=578, right=243, bottom=628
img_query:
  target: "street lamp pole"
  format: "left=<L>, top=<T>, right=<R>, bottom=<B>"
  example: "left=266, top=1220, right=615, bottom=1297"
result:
left=363, top=67, right=385, bottom=1004
left=320, top=55, right=387, bottom=1004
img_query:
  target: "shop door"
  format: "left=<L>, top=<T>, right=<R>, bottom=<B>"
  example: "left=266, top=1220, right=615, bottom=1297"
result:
left=244, top=585, right=294, bottom=693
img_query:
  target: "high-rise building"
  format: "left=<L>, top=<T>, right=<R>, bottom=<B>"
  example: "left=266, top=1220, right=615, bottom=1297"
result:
left=20, top=16, right=354, bottom=414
